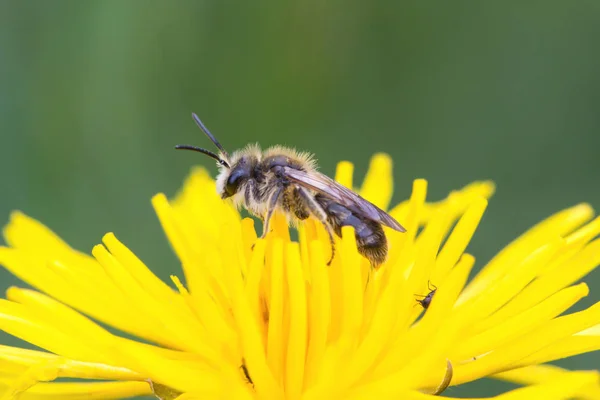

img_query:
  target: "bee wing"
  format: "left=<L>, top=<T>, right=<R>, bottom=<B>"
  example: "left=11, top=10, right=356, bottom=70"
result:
left=283, top=167, right=406, bottom=232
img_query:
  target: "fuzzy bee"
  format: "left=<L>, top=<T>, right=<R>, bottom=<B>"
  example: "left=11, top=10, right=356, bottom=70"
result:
left=175, top=113, right=406, bottom=267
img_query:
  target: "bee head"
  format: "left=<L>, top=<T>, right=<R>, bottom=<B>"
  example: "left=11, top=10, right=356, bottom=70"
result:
left=218, top=155, right=253, bottom=199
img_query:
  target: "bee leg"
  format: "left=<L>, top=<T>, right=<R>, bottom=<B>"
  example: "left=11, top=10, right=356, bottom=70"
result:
left=260, top=186, right=283, bottom=239
left=295, top=186, right=336, bottom=265
left=325, top=227, right=335, bottom=265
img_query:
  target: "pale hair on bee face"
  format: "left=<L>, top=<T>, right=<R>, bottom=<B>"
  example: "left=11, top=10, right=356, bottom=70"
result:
left=214, top=143, right=258, bottom=202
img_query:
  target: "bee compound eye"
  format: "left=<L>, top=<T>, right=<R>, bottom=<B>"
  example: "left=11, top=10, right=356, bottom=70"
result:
left=225, top=168, right=248, bottom=197
left=225, top=176, right=239, bottom=197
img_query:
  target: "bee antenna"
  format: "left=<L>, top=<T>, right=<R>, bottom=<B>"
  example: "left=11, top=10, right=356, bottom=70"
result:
left=191, top=113, right=230, bottom=161
left=174, top=145, right=230, bottom=168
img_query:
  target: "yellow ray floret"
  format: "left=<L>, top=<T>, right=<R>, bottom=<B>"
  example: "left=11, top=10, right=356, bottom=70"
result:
left=0, top=153, right=598, bottom=399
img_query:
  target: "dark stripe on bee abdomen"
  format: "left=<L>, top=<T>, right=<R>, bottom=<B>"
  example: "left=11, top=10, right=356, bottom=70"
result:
left=315, top=195, right=388, bottom=266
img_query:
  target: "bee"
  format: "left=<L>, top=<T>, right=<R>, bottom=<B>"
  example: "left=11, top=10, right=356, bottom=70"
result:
left=175, top=113, right=406, bottom=266
left=415, top=282, right=437, bottom=309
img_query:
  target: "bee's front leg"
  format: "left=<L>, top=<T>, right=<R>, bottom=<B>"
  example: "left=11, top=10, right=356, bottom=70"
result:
left=259, top=186, right=283, bottom=240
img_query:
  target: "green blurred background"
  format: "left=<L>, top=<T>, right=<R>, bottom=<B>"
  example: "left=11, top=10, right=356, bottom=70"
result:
left=1, top=1, right=599, bottom=397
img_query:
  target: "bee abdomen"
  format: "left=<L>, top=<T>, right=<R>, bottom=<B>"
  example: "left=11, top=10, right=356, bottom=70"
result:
left=315, top=195, right=388, bottom=266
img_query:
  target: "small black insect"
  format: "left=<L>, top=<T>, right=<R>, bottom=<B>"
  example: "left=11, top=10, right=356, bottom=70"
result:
left=240, top=360, right=253, bottom=386
left=176, top=113, right=406, bottom=267
left=416, top=282, right=437, bottom=309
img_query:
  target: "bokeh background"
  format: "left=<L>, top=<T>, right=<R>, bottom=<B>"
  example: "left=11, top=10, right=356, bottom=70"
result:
left=1, top=1, right=600, bottom=398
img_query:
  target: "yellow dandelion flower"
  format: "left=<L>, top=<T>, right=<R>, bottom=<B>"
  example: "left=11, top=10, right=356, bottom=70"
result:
left=0, top=153, right=599, bottom=400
